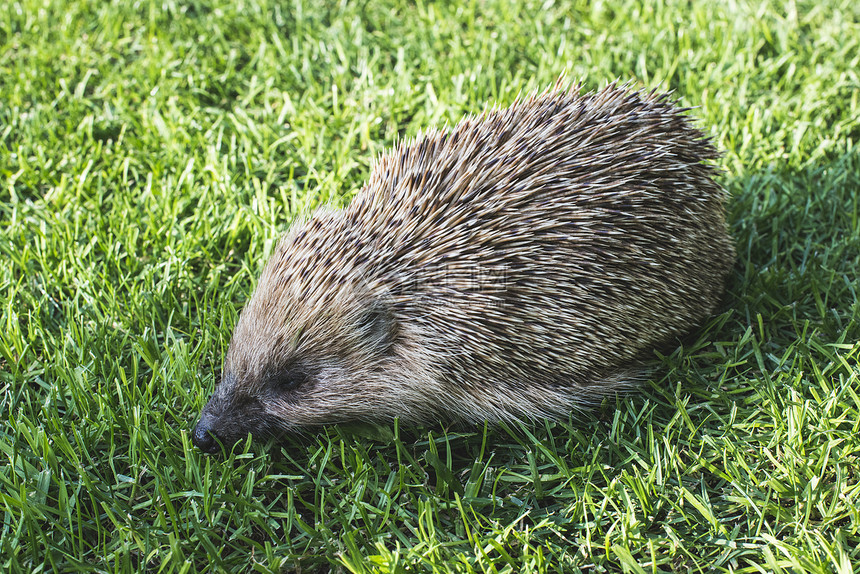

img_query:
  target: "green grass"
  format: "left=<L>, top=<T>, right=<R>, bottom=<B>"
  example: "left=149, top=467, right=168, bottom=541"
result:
left=1, top=0, right=859, bottom=571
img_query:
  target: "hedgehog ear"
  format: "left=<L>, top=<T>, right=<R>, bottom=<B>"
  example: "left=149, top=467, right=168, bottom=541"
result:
left=357, top=300, right=398, bottom=354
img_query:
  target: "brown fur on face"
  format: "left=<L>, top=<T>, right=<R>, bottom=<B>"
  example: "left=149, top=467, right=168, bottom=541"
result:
left=192, top=82, right=735, bottom=453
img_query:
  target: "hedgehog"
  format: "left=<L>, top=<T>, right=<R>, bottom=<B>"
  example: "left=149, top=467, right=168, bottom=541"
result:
left=191, top=82, right=735, bottom=454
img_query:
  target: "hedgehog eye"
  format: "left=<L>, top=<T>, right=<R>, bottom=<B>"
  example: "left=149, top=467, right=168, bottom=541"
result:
left=271, top=367, right=308, bottom=391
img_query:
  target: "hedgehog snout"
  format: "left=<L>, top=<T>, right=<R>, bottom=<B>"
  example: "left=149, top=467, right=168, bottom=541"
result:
left=191, top=414, right=220, bottom=454
left=192, top=373, right=272, bottom=454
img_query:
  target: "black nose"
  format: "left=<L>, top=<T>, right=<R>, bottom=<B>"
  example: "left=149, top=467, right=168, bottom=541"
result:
left=192, top=419, right=220, bottom=454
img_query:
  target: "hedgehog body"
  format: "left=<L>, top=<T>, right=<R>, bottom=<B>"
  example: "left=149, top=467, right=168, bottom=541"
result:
left=192, top=84, right=735, bottom=453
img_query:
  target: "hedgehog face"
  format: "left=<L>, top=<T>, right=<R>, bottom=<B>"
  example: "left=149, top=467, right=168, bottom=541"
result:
left=191, top=280, right=407, bottom=453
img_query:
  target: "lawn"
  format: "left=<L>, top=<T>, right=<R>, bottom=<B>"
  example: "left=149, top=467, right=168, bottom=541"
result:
left=1, top=0, right=859, bottom=572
